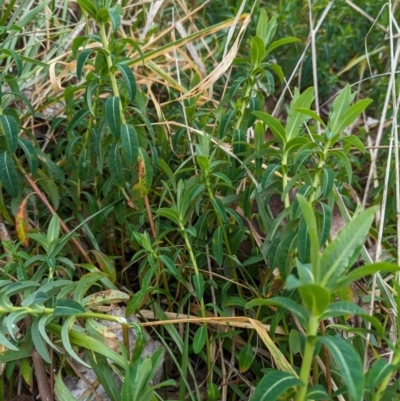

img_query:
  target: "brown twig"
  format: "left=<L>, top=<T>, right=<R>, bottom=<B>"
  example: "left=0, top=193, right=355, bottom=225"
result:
left=144, top=195, right=157, bottom=239
left=320, top=320, right=332, bottom=396
left=20, top=167, right=92, bottom=266
left=66, top=357, right=103, bottom=401
left=31, top=350, right=53, bottom=401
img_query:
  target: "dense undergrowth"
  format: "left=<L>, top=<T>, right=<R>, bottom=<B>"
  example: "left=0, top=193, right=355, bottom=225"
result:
left=0, top=0, right=399, bottom=400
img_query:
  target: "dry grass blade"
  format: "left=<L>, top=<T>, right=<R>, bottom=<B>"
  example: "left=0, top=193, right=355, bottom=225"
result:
left=167, top=14, right=251, bottom=104
left=139, top=310, right=285, bottom=335
left=248, top=318, right=297, bottom=376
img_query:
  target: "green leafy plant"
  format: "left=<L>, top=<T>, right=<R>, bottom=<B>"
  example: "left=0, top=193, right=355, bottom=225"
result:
left=0, top=1, right=398, bottom=400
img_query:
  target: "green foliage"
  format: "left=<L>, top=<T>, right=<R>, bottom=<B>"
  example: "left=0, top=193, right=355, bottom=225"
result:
left=0, top=1, right=397, bottom=401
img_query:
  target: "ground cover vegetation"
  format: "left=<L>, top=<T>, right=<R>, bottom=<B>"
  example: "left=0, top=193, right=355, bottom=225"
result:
left=0, top=0, right=399, bottom=400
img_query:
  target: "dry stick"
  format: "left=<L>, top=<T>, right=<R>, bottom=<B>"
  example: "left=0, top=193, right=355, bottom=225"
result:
left=319, top=321, right=332, bottom=396
left=362, top=7, right=400, bottom=208
left=307, top=0, right=321, bottom=134
left=272, top=1, right=334, bottom=117
left=364, top=12, right=400, bottom=369
left=66, top=357, right=103, bottom=401
left=32, top=351, right=53, bottom=401
left=144, top=195, right=157, bottom=240
left=20, top=167, right=92, bottom=266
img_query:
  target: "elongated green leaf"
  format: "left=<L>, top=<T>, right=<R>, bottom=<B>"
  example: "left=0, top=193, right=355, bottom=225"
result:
left=159, top=254, right=179, bottom=276
left=76, top=0, right=97, bottom=19
left=47, top=214, right=60, bottom=243
left=156, top=208, right=181, bottom=226
left=229, top=76, right=247, bottom=100
left=212, top=198, right=227, bottom=223
left=296, top=195, right=320, bottom=280
left=334, top=262, right=400, bottom=291
left=294, top=107, right=326, bottom=127
left=207, top=383, right=221, bottom=401
left=212, top=226, right=224, bottom=266
left=320, top=207, right=376, bottom=288
left=31, top=318, right=51, bottom=363
left=320, top=336, right=364, bottom=401
left=0, top=151, right=19, bottom=197
left=6, top=310, right=27, bottom=340
left=108, top=142, right=125, bottom=186
left=251, top=36, right=265, bottom=67
left=121, top=124, right=138, bottom=165
left=318, top=202, right=332, bottom=245
left=330, top=149, right=352, bottom=183
left=86, top=351, right=120, bottom=401
left=263, top=14, right=278, bottom=47
left=0, top=346, right=32, bottom=364
left=0, top=115, right=18, bottom=152
left=53, top=299, right=85, bottom=316
left=67, top=109, right=90, bottom=133
left=72, top=36, right=91, bottom=59
left=116, top=63, right=136, bottom=102
left=193, top=274, right=204, bottom=300
left=61, top=316, right=91, bottom=368
left=85, top=80, right=98, bottom=116
left=109, top=4, right=122, bottom=32
left=77, top=48, right=93, bottom=80
left=239, top=343, right=254, bottom=373
left=321, top=301, right=366, bottom=320
left=365, top=359, right=394, bottom=392
left=106, top=96, right=121, bottom=138
left=331, top=99, right=372, bottom=136
left=1, top=49, right=22, bottom=76
left=265, top=37, right=300, bottom=56
left=289, top=329, right=303, bottom=354
left=306, top=384, right=329, bottom=400
left=55, top=371, right=80, bottom=401
left=18, top=138, right=38, bottom=173
left=233, top=128, right=248, bottom=157
left=328, top=85, right=355, bottom=134
left=267, top=63, right=284, bottom=83
left=261, top=163, right=280, bottom=187
left=21, top=291, right=48, bottom=307
left=250, top=371, right=303, bottom=401
left=297, top=215, right=310, bottom=263
left=37, top=315, right=60, bottom=352
left=219, top=109, right=236, bottom=138
left=298, top=283, right=330, bottom=317
left=285, top=87, right=314, bottom=141
left=253, top=111, right=286, bottom=143
left=256, top=8, right=269, bottom=43
left=90, top=250, right=116, bottom=283
left=321, top=301, right=384, bottom=335
left=344, top=135, right=366, bottom=154
left=246, top=296, right=308, bottom=327
left=47, top=322, right=124, bottom=367
left=193, top=325, right=207, bottom=354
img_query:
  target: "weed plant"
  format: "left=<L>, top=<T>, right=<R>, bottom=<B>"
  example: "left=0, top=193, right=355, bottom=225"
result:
left=0, top=1, right=398, bottom=401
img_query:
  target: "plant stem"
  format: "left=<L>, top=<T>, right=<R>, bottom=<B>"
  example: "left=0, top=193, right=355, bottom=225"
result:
left=295, top=315, right=319, bottom=401
left=13, top=155, right=91, bottom=268
left=310, top=140, right=330, bottom=203
left=282, top=151, right=290, bottom=208
left=99, top=20, right=172, bottom=308
left=99, top=23, right=121, bottom=112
